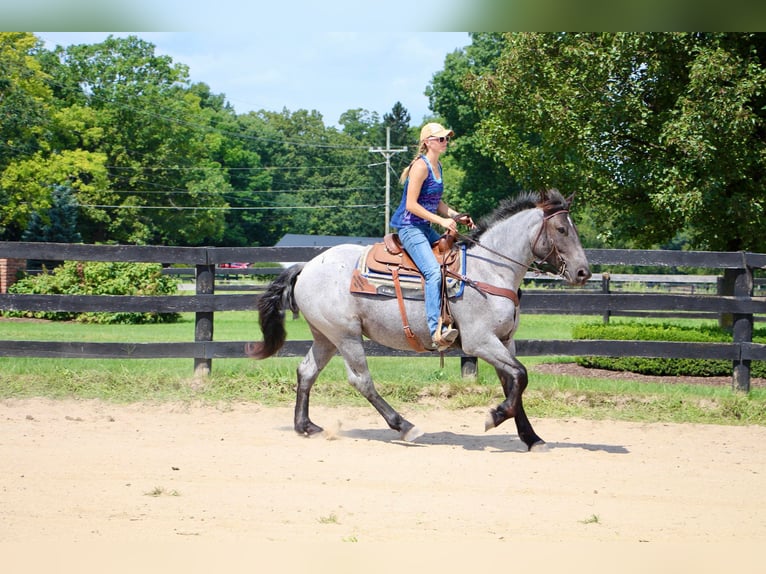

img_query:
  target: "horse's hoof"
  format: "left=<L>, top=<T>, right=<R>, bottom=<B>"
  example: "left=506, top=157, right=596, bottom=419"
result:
left=529, top=440, right=548, bottom=453
left=296, top=422, right=324, bottom=437
left=484, top=410, right=497, bottom=431
left=400, top=425, right=424, bottom=442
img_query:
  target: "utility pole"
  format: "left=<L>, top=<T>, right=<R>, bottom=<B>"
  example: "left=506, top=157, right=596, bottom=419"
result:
left=369, top=127, right=407, bottom=234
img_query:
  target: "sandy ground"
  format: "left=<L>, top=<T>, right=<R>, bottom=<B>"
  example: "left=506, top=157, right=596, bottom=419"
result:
left=2, top=397, right=765, bottom=570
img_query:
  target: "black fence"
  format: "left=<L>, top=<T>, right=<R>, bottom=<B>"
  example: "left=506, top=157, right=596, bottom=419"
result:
left=1, top=241, right=765, bottom=392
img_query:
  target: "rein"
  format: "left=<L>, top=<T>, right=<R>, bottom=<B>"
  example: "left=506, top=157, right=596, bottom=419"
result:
left=455, top=208, right=570, bottom=278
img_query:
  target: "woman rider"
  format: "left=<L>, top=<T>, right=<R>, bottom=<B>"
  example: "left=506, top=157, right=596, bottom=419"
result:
left=390, top=122, right=475, bottom=350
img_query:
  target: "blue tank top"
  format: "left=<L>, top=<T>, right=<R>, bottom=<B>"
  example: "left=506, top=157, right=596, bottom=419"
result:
left=390, top=155, right=443, bottom=228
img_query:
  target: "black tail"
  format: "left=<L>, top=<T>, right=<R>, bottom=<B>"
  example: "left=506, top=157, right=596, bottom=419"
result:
left=245, top=264, right=304, bottom=359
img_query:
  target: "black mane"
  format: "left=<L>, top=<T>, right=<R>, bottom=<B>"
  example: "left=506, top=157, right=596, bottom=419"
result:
left=468, top=189, right=568, bottom=241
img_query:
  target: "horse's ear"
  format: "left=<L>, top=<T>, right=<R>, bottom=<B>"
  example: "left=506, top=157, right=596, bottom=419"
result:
left=565, top=192, right=575, bottom=207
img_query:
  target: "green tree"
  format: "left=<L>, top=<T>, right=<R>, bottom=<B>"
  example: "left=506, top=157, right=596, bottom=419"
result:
left=22, top=184, right=82, bottom=244
left=339, top=108, right=381, bottom=144
left=427, top=33, right=520, bottom=219
left=248, top=108, right=380, bottom=239
left=0, top=33, right=51, bottom=170
left=471, top=32, right=766, bottom=253
left=0, top=33, right=54, bottom=239
left=39, top=35, right=230, bottom=245
left=0, top=149, right=109, bottom=235
left=381, top=101, right=413, bottom=203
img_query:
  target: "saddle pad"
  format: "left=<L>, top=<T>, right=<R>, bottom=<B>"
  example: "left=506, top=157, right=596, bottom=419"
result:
left=350, top=243, right=467, bottom=300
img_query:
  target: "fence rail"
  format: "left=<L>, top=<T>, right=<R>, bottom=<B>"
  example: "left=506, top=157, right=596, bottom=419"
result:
left=2, top=241, right=765, bottom=391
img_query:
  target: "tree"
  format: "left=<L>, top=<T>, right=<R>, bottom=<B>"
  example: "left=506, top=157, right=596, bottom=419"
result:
left=22, top=184, right=82, bottom=270
left=0, top=33, right=54, bottom=239
left=427, top=34, right=520, bottom=220
left=381, top=101, right=412, bottom=173
left=21, top=184, right=82, bottom=244
left=471, top=33, right=766, bottom=253
left=243, top=108, right=381, bottom=240
left=38, top=35, right=230, bottom=245
left=0, top=149, right=109, bottom=236
left=339, top=108, right=381, bottom=144
left=0, top=33, right=51, bottom=171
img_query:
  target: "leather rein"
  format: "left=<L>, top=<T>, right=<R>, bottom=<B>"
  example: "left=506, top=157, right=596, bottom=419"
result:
left=454, top=205, right=570, bottom=283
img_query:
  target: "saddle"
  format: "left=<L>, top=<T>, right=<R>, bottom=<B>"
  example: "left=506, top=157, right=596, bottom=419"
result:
left=350, top=232, right=462, bottom=353
left=366, top=233, right=461, bottom=279
left=350, top=232, right=519, bottom=353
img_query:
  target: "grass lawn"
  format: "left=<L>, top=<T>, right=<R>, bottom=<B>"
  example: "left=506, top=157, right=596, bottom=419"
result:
left=1, top=312, right=764, bottom=426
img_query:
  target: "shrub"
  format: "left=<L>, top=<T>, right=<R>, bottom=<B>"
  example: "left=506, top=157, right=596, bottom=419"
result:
left=5, top=261, right=180, bottom=324
left=573, top=321, right=766, bottom=377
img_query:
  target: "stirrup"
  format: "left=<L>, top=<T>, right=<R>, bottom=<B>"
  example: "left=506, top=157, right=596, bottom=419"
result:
left=432, top=326, right=459, bottom=351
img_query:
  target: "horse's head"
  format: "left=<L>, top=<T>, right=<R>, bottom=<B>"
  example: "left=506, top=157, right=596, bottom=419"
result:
left=532, top=189, right=592, bottom=286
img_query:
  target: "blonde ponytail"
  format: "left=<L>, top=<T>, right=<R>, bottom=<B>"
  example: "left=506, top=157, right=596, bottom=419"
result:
left=398, top=141, right=429, bottom=184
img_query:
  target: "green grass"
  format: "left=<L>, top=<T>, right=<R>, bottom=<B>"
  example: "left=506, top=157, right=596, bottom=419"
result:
left=1, top=313, right=765, bottom=426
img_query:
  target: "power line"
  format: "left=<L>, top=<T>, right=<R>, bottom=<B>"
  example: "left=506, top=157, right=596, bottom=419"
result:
left=105, top=186, right=376, bottom=195
left=78, top=203, right=386, bottom=211
left=105, top=162, right=385, bottom=171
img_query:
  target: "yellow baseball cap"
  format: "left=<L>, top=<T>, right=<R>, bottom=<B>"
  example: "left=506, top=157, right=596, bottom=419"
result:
left=419, top=122, right=455, bottom=142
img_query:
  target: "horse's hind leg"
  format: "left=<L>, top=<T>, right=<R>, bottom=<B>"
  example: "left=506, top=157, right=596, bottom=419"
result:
left=294, top=333, right=337, bottom=436
left=338, top=339, right=423, bottom=442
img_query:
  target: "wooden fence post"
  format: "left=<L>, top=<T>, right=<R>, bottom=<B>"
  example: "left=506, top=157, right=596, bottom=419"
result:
left=460, top=355, right=478, bottom=379
left=194, top=263, right=215, bottom=376
left=732, top=262, right=753, bottom=392
left=601, top=272, right=611, bottom=324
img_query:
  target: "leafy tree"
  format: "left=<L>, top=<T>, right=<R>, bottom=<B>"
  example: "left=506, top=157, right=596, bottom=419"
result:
left=339, top=108, right=381, bottom=144
left=0, top=33, right=54, bottom=239
left=0, top=149, right=108, bottom=235
left=22, top=184, right=82, bottom=244
left=470, top=32, right=766, bottom=254
left=381, top=101, right=413, bottom=191
left=38, top=35, right=230, bottom=245
left=247, top=108, right=380, bottom=239
left=0, top=33, right=51, bottom=170
left=427, top=33, right=520, bottom=219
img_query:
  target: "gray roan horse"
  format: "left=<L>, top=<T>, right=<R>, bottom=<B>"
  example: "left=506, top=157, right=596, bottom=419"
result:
left=247, top=189, right=591, bottom=451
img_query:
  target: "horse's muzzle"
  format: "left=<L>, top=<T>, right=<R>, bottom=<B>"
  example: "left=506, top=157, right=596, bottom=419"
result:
left=567, top=264, right=592, bottom=286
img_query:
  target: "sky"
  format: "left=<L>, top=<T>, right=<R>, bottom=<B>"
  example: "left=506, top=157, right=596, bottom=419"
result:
left=35, top=31, right=471, bottom=129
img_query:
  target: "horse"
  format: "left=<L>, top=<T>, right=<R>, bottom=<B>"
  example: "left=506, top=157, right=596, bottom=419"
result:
left=247, top=189, right=591, bottom=451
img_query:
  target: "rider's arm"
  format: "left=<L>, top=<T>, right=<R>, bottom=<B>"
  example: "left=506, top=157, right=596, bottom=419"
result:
left=438, top=201, right=476, bottom=229
left=405, top=161, right=456, bottom=232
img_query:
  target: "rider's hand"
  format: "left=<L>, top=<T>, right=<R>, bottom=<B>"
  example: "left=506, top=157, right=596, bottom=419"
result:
left=440, top=216, right=458, bottom=233
left=454, top=213, right=476, bottom=229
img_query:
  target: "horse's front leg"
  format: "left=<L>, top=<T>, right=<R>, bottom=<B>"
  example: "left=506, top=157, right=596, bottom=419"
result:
left=485, top=358, right=546, bottom=451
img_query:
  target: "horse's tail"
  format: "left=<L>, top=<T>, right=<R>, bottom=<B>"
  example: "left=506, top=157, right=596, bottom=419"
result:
left=245, top=263, right=304, bottom=359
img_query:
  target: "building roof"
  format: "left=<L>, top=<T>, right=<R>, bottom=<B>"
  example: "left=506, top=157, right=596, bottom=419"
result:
left=274, top=233, right=379, bottom=247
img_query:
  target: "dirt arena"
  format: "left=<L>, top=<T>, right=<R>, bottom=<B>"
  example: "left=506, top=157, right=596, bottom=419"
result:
left=2, top=397, right=764, bottom=570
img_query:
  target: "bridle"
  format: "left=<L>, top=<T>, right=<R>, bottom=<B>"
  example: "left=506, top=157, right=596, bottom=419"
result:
left=530, top=206, right=571, bottom=277
left=455, top=202, right=572, bottom=278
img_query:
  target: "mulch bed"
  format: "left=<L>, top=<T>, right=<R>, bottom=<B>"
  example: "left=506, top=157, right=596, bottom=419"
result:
left=532, top=361, right=766, bottom=389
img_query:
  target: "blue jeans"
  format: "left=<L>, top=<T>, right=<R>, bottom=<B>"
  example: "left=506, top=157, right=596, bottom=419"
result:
left=398, top=225, right=443, bottom=337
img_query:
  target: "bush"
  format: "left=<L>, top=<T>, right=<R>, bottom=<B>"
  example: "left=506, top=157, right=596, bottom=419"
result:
left=5, top=261, right=180, bottom=324
left=573, top=321, right=766, bottom=377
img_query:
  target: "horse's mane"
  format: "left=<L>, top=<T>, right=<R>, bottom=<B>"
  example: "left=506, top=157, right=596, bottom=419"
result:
left=468, top=188, right=568, bottom=241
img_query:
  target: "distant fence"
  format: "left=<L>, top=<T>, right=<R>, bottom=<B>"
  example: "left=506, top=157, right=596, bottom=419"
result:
left=1, top=241, right=765, bottom=392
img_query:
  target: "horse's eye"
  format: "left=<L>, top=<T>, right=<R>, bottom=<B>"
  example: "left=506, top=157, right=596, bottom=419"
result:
left=557, top=225, right=567, bottom=235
